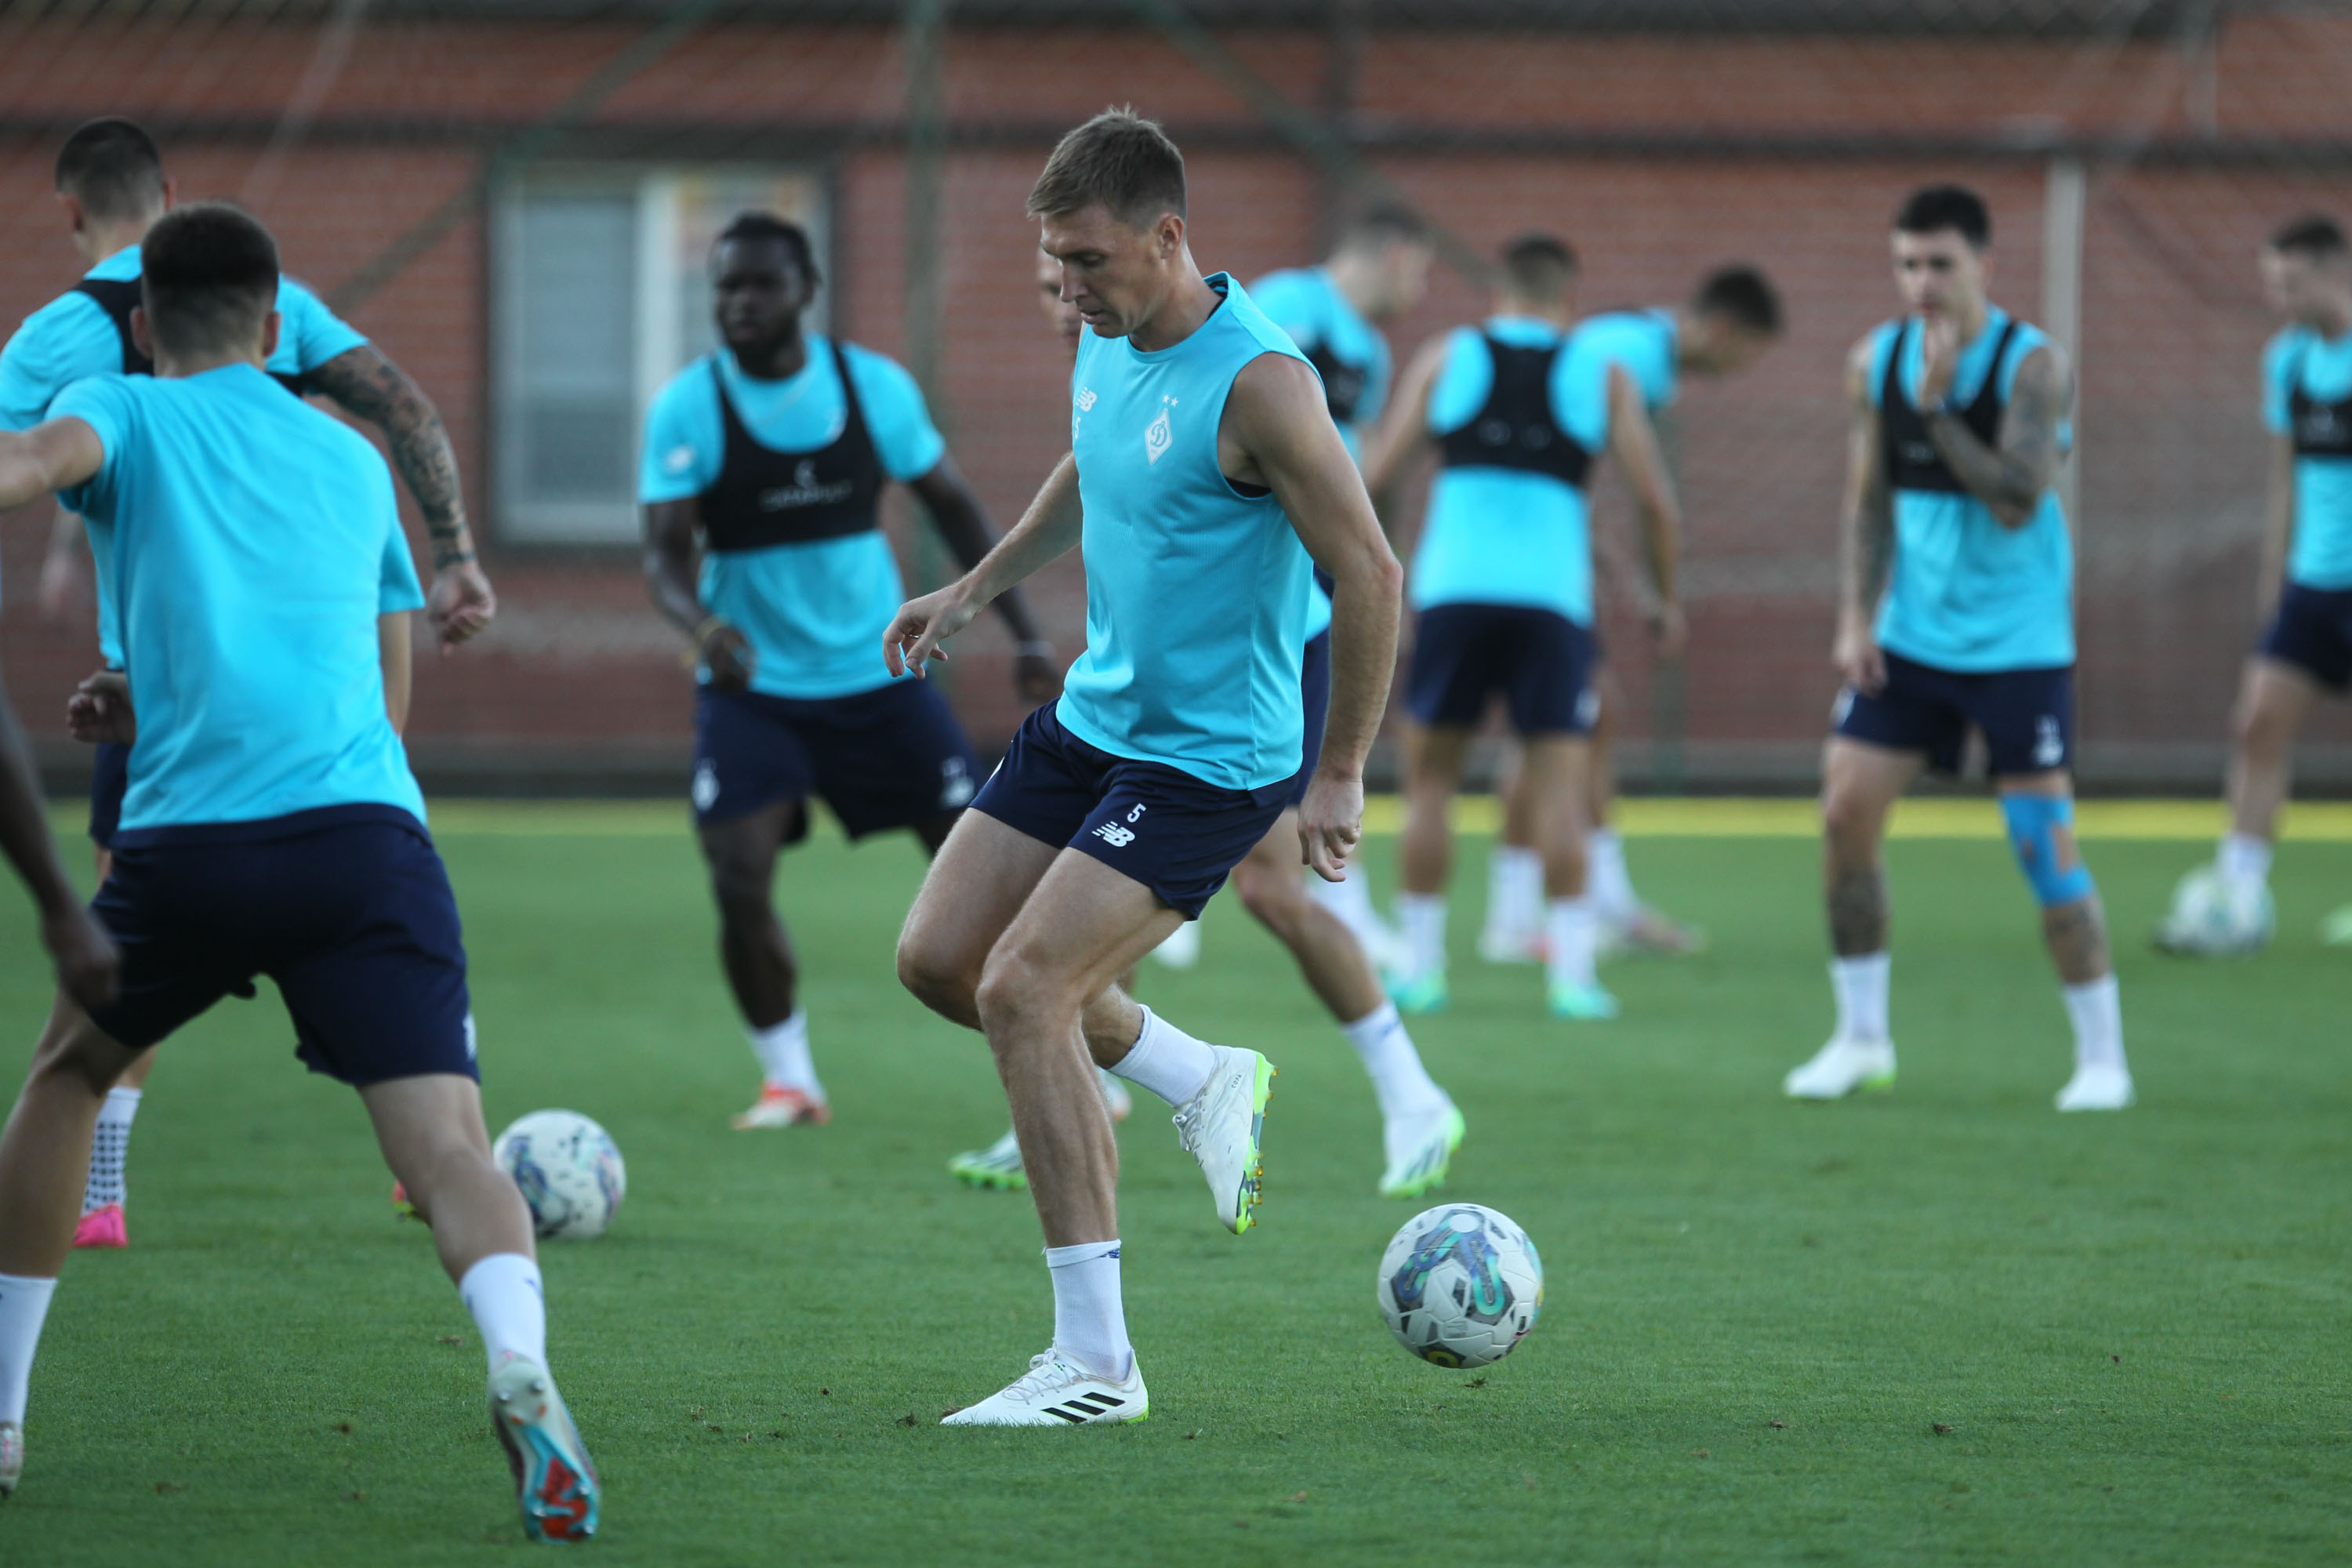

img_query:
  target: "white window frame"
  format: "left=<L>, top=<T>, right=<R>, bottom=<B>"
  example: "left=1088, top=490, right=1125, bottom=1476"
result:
left=490, top=161, right=831, bottom=546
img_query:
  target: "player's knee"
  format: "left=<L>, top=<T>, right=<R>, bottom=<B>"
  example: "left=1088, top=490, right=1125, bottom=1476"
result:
left=2232, top=690, right=2292, bottom=757
left=1819, top=780, right=1884, bottom=853
left=895, top=927, right=975, bottom=1022
left=28, top=1012, right=131, bottom=1099
left=1231, top=855, right=1299, bottom=934
left=974, top=943, right=1069, bottom=1039
left=2001, top=793, right=2096, bottom=908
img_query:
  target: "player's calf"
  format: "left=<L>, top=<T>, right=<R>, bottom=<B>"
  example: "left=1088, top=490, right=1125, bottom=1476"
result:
left=2001, top=793, right=2134, bottom=1111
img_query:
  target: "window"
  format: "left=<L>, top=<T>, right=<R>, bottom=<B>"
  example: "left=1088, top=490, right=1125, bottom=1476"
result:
left=491, top=163, right=829, bottom=545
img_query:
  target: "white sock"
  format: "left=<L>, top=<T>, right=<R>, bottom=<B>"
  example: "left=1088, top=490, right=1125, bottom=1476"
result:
left=748, top=1010, right=823, bottom=1100
left=1399, top=893, right=1448, bottom=978
left=1044, top=1240, right=1131, bottom=1382
left=1831, top=953, right=1892, bottom=1044
left=2218, top=833, right=2272, bottom=889
left=2062, top=975, right=2127, bottom=1073
left=459, top=1253, right=548, bottom=1374
left=1483, top=845, right=1542, bottom=938
left=1341, top=1003, right=1444, bottom=1123
left=1544, top=897, right=1600, bottom=990
left=1305, top=867, right=1375, bottom=931
left=1586, top=829, right=1636, bottom=924
left=1108, top=1006, right=1218, bottom=1106
left=82, top=1086, right=141, bottom=1215
left=0, top=1273, right=59, bottom=1426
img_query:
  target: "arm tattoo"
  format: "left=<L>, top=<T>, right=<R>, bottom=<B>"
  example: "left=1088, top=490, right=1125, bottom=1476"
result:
left=308, top=347, right=474, bottom=564
left=1923, top=348, right=2069, bottom=525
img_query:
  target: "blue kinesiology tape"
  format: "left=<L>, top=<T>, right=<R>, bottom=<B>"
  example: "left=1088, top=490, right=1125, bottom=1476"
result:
left=2001, top=793, right=2096, bottom=907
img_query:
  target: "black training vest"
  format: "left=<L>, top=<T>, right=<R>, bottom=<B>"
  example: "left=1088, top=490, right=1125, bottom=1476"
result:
left=1302, top=340, right=1367, bottom=427
left=697, top=342, right=886, bottom=553
left=2286, top=339, right=2352, bottom=460
left=1879, top=317, right=2020, bottom=495
left=1436, top=333, right=1592, bottom=488
left=72, top=278, right=314, bottom=397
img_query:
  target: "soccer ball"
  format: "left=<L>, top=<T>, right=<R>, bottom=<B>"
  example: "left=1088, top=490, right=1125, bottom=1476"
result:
left=2154, top=862, right=2273, bottom=956
left=493, top=1110, right=626, bottom=1240
left=1376, top=1203, right=1542, bottom=1369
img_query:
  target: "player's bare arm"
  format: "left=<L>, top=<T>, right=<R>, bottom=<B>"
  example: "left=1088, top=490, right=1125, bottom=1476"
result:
left=304, top=344, right=495, bottom=650
left=641, top=495, right=756, bottom=691
left=2257, top=431, right=2297, bottom=619
left=1835, top=333, right=1895, bottom=695
left=1603, top=361, right=1688, bottom=658
left=1918, top=331, right=2071, bottom=530
left=1220, top=350, right=1405, bottom=881
left=0, top=668, right=117, bottom=1010
left=906, top=454, right=1060, bottom=703
left=1359, top=331, right=1450, bottom=507
left=885, top=451, right=1085, bottom=679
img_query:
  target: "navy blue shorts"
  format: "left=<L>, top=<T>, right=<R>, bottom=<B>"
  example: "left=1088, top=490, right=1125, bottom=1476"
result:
left=1834, top=652, right=2075, bottom=776
left=89, top=805, right=476, bottom=1087
left=2259, top=583, right=2352, bottom=691
left=88, top=741, right=130, bottom=849
left=970, top=702, right=1298, bottom=918
left=1406, top=603, right=1598, bottom=735
left=1287, top=630, right=1331, bottom=810
left=691, top=680, right=980, bottom=840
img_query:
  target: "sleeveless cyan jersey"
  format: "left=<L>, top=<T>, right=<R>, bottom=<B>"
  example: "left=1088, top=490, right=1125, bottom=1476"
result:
left=1057, top=273, right=1316, bottom=792
left=2264, top=325, right=2352, bottom=590
left=639, top=336, right=946, bottom=701
left=1410, top=317, right=1612, bottom=624
left=1867, top=307, right=2074, bottom=672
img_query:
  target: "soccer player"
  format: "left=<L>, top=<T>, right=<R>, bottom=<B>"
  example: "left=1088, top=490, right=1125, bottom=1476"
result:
left=0, top=205, right=597, bottom=1537
left=947, top=223, right=1462, bottom=1202
left=641, top=212, right=1055, bottom=1131
left=0, top=674, right=117, bottom=1011
left=1480, top=267, right=1783, bottom=964
left=1251, top=205, right=1432, bottom=964
left=889, top=109, right=1403, bottom=1424
left=1782, top=184, right=2131, bottom=1113
left=1, top=117, right=494, bottom=1250
left=2154, top=216, right=2352, bottom=955
left=1363, top=235, right=1685, bottom=1021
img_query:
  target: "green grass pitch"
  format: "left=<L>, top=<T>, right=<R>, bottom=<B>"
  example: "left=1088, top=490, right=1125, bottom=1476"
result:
left=1, top=808, right=2347, bottom=1565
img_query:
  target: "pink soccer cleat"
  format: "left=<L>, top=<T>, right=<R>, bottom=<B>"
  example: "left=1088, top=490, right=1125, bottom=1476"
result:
left=72, top=1204, right=126, bottom=1250
left=731, top=1084, right=831, bottom=1130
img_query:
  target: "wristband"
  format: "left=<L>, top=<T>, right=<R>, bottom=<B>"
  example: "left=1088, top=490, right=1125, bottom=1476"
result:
left=1921, top=396, right=1952, bottom=419
left=1014, top=640, right=1055, bottom=659
left=693, top=615, right=729, bottom=648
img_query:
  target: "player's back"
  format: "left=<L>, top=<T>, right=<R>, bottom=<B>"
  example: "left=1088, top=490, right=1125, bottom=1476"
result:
left=55, top=364, right=423, bottom=833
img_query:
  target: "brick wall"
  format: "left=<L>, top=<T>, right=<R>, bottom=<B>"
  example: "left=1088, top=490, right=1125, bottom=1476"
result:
left=2, top=8, right=2348, bottom=791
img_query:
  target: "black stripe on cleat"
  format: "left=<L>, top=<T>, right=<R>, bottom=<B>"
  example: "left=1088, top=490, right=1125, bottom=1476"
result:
left=1045, top=1406, right=1087, bottom=1424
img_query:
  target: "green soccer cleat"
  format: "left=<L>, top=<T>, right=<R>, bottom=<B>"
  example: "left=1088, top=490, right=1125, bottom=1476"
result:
left=1172, top=1045, right=1274, bottom=1235
left=1385, top=969, right=1449, bottom=1015
left=1378, top=1102, right=1466, bottom=1199
left=1547, top=981, right=1621, bottom=1021
left=949, top=1129, right=1027, bottom=1191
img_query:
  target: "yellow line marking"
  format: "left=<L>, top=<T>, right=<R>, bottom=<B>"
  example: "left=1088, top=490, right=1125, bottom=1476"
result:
left=51, top=797, right=2352, bottom=842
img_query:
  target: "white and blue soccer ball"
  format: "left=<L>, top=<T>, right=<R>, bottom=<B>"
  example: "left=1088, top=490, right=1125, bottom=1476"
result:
left=1377, top=1203, right=1542, bottom=1369
left=494, top=1110, right=626, bottom=1240
left=2156, top=863, right=2274, bottom=955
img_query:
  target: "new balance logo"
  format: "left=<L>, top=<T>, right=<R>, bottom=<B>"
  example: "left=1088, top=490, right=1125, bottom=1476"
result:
left=1093, top=822, right=1136, bottom=848
left=2033, top=714, right=2065, bottom=768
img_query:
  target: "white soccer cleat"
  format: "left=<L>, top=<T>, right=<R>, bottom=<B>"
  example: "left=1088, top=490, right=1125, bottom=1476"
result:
left=940, top=1349, right=1148, bottom=1427
left=1784, top=1036, right=1896, bottom=1100
left=1379, top=1102, right=1466, bottom=1199
left=2152, top=864, right=2273, bottom=956
left=488, top=1354, right=600, bottom=1542
left=1149, top=920, right=1202, bottom=970
left=1171, top=1044, right=1274, bottom=1234
left=949, top=1128, right=1027, bottom=1191
left=2055, top=1063, right=2136, bottom=1112
left=0, top=1420, right=20, bottom=1497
